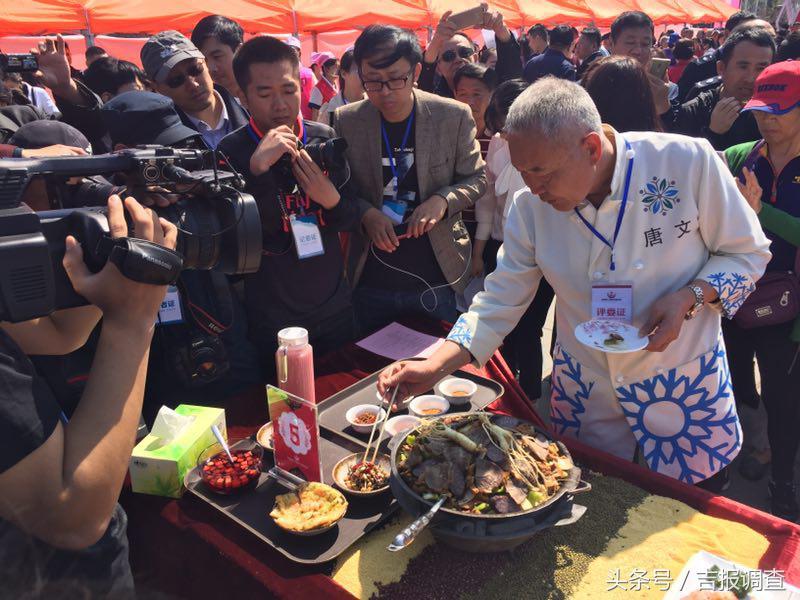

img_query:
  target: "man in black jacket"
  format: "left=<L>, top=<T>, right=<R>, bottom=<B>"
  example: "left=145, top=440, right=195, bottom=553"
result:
left=575, top=26, right=604, bottom=79
left=419, top=8, right=521, bottom=98
left=523, top=24, right=576, bottom=83
left=676, top=11, right=758, bottom=102
left=218, top=36, right=360, bottom=374
left=670, top=27, right=774, bottom=150
left=141, top=31, right=248, bottom=150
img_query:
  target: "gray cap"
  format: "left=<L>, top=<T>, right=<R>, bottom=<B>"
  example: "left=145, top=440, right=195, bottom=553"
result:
left=141, top=30, right=205, bottom=83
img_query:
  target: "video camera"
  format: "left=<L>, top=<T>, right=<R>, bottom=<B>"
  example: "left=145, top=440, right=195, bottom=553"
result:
left=0, top=146, right=262, bottom=323
left=0, top=53, right=38, bottom=73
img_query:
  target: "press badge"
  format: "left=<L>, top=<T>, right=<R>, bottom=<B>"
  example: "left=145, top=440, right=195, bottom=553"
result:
left=290, top=214, right=325, bottom=259
left=157, top=285, right=183, bottom=325
left=382, top=197, right=407, bottom=225
left=591, top=282, right=633, bottom=324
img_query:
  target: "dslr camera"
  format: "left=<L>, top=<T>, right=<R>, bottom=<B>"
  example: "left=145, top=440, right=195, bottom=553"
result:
left=0, top=146, right=262, bottom=323
left=273, top=137, right=349, bottom=190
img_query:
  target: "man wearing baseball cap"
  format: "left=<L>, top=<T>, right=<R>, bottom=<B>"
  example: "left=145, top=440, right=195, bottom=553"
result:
left=723, top=60, right=800, bottom=522
left=141, top=30, right=248, bottom=149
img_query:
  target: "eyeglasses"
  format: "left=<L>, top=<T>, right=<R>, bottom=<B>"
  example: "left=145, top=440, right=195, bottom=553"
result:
left=360, top=69, right=414, bottom=92
left=441, top=47, right=475, bottom=62
left=164, top=62, right=206, bottom=89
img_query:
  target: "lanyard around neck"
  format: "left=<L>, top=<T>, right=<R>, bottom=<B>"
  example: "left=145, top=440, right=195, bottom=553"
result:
left=573, top=139, right=634, bottom=272
left=381, top=107, right=415, bottom=195
left=246, top=116, right=307, bottom=145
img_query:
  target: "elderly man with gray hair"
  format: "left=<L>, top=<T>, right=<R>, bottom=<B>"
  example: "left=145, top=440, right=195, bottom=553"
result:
left=380, top=77, right=771, bottom=490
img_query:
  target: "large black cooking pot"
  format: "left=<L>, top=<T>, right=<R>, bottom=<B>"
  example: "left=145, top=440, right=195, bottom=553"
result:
left=389, top=415, right=591, bottom=553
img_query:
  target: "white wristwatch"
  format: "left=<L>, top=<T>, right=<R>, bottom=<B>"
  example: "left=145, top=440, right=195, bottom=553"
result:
left=685, top=285, right=705, bottom=320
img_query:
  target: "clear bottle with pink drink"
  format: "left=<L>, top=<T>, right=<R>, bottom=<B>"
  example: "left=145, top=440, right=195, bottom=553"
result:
left=275, top=327, right=316, bottom=404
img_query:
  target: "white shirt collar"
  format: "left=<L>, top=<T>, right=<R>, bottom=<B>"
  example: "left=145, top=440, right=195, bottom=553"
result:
left=186, top=90, right=229, bottom=132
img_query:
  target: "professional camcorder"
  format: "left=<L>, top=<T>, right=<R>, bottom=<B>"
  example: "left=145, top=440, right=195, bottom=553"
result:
left=0, top=146, right=262, bottom=322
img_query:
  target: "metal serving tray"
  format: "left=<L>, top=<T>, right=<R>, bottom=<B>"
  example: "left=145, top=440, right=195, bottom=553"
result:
left=317, top=367, right=504, bottom=447
left=184, top=431, right=399, bottom=565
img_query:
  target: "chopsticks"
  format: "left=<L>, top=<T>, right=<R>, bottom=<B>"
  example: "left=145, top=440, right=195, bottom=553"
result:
left=362, top=385, right=399, bottom=465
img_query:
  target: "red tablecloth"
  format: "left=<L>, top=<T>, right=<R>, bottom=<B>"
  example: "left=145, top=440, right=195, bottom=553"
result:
left=120, top=321, right=800, bottom=599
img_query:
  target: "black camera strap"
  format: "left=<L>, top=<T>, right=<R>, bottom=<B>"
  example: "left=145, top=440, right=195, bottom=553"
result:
left=97, top=236, right=183, bottom=285
left=178, top=273, right=234, bottom=336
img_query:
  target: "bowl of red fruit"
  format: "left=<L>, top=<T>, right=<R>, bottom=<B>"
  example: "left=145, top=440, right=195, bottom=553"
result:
left=197, top=439, right=263, bottom=495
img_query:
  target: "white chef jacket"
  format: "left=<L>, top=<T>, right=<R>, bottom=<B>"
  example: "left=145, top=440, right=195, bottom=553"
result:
left=447, top=129, right=772, bottom=484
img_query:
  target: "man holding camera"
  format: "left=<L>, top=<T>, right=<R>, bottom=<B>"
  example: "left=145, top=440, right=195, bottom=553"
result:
left=420, top=6, right=521, bottom=98
left=218, top=36, right=360, bottom=375
left=0, top=195, right=176, bottom=596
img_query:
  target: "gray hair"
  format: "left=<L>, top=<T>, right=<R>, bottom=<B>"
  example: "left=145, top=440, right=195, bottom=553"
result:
left=505, top=77, right=602, bottom=139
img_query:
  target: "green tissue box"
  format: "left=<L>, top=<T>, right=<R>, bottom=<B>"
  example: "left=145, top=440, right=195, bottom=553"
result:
left=129, top=405, right=226, bottom=498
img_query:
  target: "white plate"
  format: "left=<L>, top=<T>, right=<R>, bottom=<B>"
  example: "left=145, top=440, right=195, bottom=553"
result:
left=574, top=320, right=648, bottom=353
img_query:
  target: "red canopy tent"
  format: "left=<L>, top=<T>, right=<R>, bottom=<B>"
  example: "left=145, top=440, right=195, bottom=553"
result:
left=0, top=0, right=736, bottom=37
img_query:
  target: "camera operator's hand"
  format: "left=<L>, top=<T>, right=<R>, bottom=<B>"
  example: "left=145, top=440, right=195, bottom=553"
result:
left=292, top=149, right=340, bottom=209
left=20, top=145, right=88, bottom=158
left=139, top=186, right=182, bottom=208
left=62, top=195, right=177, bottom=330
left=362, top=207, right=399, bottom=253
left=31, top=35, right=82, bottom=104
left=250, top=125, right=299, bottom=176
left=407, top=194, right=447, bottom=238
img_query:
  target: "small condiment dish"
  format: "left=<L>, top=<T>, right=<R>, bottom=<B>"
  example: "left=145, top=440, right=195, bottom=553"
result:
left=385, top=415, right=422, bottom=437
left=437, top=378, right=478, bottom=406
left=345, top=404, right=386, bottom=434
left=408, top=395, right=450, bottom=418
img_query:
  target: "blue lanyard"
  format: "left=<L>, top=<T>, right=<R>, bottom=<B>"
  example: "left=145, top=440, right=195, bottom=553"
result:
left=573, top=140, right=634, bottom=272
left=381, top=107, right=415, bottom=198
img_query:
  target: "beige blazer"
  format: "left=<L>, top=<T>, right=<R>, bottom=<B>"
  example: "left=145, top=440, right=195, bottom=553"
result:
left=333, top=88, right=486, bottom=294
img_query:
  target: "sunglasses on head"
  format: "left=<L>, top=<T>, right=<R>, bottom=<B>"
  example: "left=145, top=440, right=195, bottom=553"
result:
left=164, top=62, right=205, bottom=89
left=441, top=47, right=475, bottom=62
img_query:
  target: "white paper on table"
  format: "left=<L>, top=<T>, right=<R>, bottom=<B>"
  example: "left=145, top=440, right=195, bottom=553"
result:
left=355, top=322, right=445, bottom=360
left=663, top=550, right=800, bottom=600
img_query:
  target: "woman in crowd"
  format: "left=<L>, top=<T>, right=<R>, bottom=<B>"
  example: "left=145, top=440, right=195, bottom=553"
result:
left=308, top=52, right=339, bottom=121
left=723, top=60, right=800, bottom=522
left=454, top=62, right=497, bottom=240
left=317, top=50, right=364, bottom=127
left=454, top=62, right=497, bottom=159
left=582, top=56, right=662, bottom=132
left=472, top=79, right=555, bottom=403
left=668, top=39, right=695, bottom=83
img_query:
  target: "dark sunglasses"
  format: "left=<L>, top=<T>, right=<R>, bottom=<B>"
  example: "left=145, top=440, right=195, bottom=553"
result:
left=441, top=47, right=475, bottom=62
left=165, top=62, right=205, bottom=89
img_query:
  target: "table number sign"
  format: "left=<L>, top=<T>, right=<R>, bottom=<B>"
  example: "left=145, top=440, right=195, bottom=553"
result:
left=267, top=385, right=322, bottom=482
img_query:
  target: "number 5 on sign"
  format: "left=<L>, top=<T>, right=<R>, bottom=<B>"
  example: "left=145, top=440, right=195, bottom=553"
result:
left=267, top=385, right=322, bottom=482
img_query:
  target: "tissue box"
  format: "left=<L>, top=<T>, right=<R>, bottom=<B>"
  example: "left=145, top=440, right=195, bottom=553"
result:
left=129, top=405, right=226, bottom=498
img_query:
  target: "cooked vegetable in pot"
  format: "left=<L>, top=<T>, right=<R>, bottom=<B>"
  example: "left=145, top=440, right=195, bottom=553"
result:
left=397, top=413, right=573, bottom=515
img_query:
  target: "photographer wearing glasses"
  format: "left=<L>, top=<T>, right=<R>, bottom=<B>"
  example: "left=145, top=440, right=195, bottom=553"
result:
left=334, top=25, right=485, bottom=334
left=0, top=195, right=176, bottom=597
left=141, top=30, right=249, bottom=150
left=420, top=6, right=521, bottom=98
